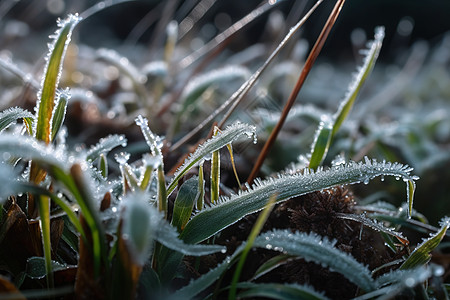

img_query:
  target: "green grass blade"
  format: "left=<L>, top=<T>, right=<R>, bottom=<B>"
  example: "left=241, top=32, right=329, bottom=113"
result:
left=50, top=90, right=69, bottom=141
left=253, top=230, right=376, bottom=291
left=210, top=128, right=220, bottom=204
left=167, top=122, right=256, bottom=196
left=197, top=163, right=205, bottom=210
left=139, top=154, right=159, bottom=191
left=236, top=283, right=329, bottom=300
left=171, top=177, right=198, bottom=232
left=250, top=254, right=294, bottom=281
left=37, top=195, right=53, bottom=289
left=229, top=194, right=277, bottom=300
left=406, top=179, right=416, bottom=219
left=308, top=116, right=333, bottom=170
left=401, top=217, right=450, bottom=270
left=331, top=26, right=384, bottom=138
left=180, top=157, right=418, bottom=245
left=157, top=165, right=167, bottom=216
left=34, top=14, right=80, bottom=144
left=0, top=107, right=34, bottom=132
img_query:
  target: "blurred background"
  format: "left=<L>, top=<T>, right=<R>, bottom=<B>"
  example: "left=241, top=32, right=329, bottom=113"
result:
left=1, top=0, right=449, bottom=225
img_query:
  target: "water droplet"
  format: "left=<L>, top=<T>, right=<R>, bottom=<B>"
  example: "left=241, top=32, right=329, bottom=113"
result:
left=363, top=177, right=370, bottom=185
left=220, top=248, right=226, bottom=254
left=265, top=244, right=273, bottom=250
left=404, top=277, right=415, bottom=287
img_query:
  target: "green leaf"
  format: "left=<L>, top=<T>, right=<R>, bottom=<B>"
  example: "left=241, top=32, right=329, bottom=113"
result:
left=401, top=217, right=450, bottom=269
left=172, top=177, right=199, bottom=232
left=34, top=14, right=80, bottom=144
left=50, top=89, right=69, bottom=141
left=0, top=107, right=34, bottom=132
left=168, top=122, right=256, bottom=195
left=180, top=157, right=418, bottom=245
left=253, top=230, right=376, bottom=291
left=237, top=282, right=329, bottom=300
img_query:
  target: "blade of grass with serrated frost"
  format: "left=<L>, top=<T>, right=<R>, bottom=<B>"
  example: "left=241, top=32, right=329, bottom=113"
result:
left=236, top=283, right=329, bottom=300
left=253, top=230, right=375, bottom=291
left=336, top=213, right=408, bottom=245
left=180, top=157, right=418, bottom=245
left=167, top=122, right=256, bottom=196
left=331, top=26, right=384, bottom=138
left=309, top=27, right=384, bottom=170
left=86, top=135, right=127, bottom=162
left=401, top=217, right=450, bottom=270
left=0, top=107, right=34, bottom=132
left=34, top=14, right=80, bottom=144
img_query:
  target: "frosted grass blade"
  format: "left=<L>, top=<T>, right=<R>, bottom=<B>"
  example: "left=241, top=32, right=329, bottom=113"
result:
left=253, top=230, right=375, bottom=291
left=331, top=27, right=384, bottom=138
left=401, top=217, right=450, bottom=269
left=167, top=122, right=256, bottom=196
left=336, top=212, right=409, bottom=245
left=34, top=14, right=81, bottom=144
left=86, top=134, right=127, bottom=162
left=236, top=283, right=329, bottom=300
left=180, top=158, right=418, bottom=244
left=309, top=27, right=384, bottom=169
left=0, top=107, right=34, bottom=132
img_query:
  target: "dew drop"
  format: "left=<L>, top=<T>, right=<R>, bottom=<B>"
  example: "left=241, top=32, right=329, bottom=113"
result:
left=220, top=248, right=227, bottom=254
left=265, top=244, right=273, bottom=250
left=404, top=277, right=415, bottom=287
left=363, top=177, right=370, bottom=185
